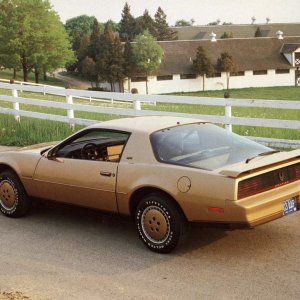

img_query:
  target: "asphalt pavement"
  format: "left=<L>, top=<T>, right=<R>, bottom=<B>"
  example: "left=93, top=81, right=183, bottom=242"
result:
left=0, top=200, right=299, bottom=300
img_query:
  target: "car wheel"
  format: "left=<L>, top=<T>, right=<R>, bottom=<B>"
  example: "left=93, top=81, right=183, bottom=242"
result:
left=0, top=170, right=31, bottom=217
left=135, top=193, right=186, bottom=253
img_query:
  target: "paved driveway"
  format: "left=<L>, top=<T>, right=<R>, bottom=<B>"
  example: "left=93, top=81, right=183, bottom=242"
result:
left=0, top=200, right=299, bottom=300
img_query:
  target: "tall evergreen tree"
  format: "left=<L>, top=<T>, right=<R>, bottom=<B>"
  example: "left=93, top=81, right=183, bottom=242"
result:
left=136, top=10, right=156, bottom=37
left=119, top=2, right=136, bottom=41
left=123, top=41, right=136, bottom=91
left=255, top=27, right=262, bottom=37
left=216, top=52, right=236, bottom=91
left=95, top=23, right=124, bottom=91
left=81, top=56, right=96, bottom=82
left=109, top=36, right=124, bottom=92
left=88, top=19, right=101, bottom=61
left=154, top=7, right=177, bottom=40
left=192, top=46, right=214, bottom=91
left=77, top=35, right=91, bottom=73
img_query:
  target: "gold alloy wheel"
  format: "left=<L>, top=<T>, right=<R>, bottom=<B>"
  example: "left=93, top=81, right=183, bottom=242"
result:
left=0, top=181, right=17, bottom=210
left=141, top=206, right=170, bottom=243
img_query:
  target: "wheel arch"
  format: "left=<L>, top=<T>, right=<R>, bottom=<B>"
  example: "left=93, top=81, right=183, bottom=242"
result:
left=129, top=187, right=187, bottom=221
left=0, top=164, right=18, bottom=176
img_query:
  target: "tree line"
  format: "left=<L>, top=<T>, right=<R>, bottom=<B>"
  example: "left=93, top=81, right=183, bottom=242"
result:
left=0, top=0, right=75, bottom=83
left=0, top=0, right=236, bottom=93
left=66, top=2, right=171, bottom=92
left=192, top=47, right=236, bottom=91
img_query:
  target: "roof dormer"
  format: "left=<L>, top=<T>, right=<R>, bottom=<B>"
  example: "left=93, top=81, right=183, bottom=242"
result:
left=281, top=43, right=300, bottom=67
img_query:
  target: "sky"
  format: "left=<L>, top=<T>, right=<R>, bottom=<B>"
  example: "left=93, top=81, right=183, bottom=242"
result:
left=49, top=0, right=300, bottom=26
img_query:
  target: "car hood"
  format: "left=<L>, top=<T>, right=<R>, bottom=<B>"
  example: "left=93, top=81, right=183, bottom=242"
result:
left=218, top=149, right=300, bottom=178
left=18, top=141, right=59, bottom=153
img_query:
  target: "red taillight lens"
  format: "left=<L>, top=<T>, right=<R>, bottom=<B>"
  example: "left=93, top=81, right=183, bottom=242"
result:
left=295, top=164, right=300, bottom=178
left=238, top=163, right=300, bottom=199
left=238, top=176, right=264, bottom=199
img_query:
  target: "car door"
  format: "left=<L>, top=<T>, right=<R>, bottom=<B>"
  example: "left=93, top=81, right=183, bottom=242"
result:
left=32, top=128, right=129, bottom=212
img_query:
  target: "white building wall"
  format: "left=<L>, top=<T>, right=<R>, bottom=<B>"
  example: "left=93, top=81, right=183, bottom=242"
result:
left=124, top=68, right=295, bottom=94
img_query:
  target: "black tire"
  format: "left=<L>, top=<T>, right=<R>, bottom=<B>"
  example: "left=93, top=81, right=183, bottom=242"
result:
left=135, top=193, right=186, bottom=254
left=0, top=170, right=31, bottom=218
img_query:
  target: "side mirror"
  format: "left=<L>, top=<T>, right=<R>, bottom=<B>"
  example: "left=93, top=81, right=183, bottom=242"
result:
left=46, top=147, right=64, bottom=163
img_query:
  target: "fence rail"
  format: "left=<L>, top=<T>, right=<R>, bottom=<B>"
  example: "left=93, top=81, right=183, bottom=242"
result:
left=0, top=82, right=299, bottom=148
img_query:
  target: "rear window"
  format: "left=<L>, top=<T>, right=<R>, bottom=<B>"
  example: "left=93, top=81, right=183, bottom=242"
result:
left=150, top=123, right=270, bottom=170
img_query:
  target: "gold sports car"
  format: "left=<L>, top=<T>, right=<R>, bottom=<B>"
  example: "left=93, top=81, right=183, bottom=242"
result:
left=0, top=116, right=299, bottom=253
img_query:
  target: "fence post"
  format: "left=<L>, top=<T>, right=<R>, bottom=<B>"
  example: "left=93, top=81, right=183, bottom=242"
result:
left=224, top=91, right=232, bottom=132
left=10, top=80, right=20, bottom=122
left=133, top=100, right=141, bottom=110
left=66, top=93, right=75, bottom=129
left=225, top=104, right=232, bottom=132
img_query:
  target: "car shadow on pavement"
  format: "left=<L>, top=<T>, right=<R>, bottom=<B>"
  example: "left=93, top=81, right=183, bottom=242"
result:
left=30, top=200, right=228, bottom=255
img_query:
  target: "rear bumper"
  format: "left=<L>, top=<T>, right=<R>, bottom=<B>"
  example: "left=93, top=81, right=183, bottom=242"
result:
left=225, top=181, right=300, bottom=227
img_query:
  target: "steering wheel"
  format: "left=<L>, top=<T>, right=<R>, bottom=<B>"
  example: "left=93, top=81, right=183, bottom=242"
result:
left=81, top=143, right=99, bottom=160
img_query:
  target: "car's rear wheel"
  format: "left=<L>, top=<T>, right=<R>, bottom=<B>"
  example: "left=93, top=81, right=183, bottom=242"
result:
left=0, top=170, right=31, bottom=217
left=135, top=193, right=186, bottom=253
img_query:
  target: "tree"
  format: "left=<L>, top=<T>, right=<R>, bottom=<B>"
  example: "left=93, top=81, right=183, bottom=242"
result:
left=119, top=2, right=136, bottom=41
left=123, top=41, right=136, bottom=91
left=175, top=19, right=193, bottom=27
left=255, top=27, right=262, bottom=37
left=88, top=19, right=101, bottom=61
left=154, top=7, right=177, bottom=40
left=221, top=32, right=229, bottom=39
left=0, top=0, right=74, bottom=82
left=220, top=32, right=233, bottom=39
left=132, top=30, right=164, bottom=94
left=216, top=52, right=236, bottom=91
left=65, top=15, right=96, bottom=38
left=81, top=56, right=96, bottom=82
left=109, top=36, right=125, bottom=92
left=136, top=10, right=156, bottom=36
left=37, top=11, right=76, bottom=82
left=95, top=22, right=124, bottom=91
left=192, top=46, right=214, bottom=91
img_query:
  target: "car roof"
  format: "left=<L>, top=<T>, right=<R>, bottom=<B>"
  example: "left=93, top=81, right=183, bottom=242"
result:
left=88, top=116, right=207, bottom=133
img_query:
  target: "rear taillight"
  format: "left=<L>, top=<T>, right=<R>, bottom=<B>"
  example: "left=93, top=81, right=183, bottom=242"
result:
left=238, top=176, right=265, bottom=199
left=295, top=164, right=300, bottom=178
left=238, top=163, right=300, bottom=199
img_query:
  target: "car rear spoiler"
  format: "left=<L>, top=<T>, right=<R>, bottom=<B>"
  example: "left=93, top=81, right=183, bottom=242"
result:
left=219, top=149, right=300, bottom=178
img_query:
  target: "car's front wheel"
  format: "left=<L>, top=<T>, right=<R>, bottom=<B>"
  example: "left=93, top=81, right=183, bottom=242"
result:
left=0, top=170, right=31, bottom=217
left=135, top=193, right=186, bottom=253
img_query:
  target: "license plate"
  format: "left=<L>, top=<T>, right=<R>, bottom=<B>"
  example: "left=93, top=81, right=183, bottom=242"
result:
left=283, top=198, right=297, bottom=216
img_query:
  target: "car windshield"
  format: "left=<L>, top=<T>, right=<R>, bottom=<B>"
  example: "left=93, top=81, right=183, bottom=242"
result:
left=151, top=123, right=272, bottom=171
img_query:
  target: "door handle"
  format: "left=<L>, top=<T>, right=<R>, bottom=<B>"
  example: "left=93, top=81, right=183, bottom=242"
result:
left=100, top=171, right=112, bottom=177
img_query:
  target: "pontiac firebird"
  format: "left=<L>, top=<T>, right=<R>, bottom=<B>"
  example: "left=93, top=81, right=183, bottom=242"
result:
left=0, top=116, right=299, bottom=253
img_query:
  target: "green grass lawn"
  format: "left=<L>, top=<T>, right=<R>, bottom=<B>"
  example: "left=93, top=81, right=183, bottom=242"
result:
left=172, top=86, right=300, bottom=100
left=0, top=83, right=299, bottom=146
left=0, top=69, right=65, bottom=87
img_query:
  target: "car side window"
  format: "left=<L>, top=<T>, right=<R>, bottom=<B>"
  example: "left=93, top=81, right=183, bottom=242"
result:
left=55, top=129, right=130, bottom=161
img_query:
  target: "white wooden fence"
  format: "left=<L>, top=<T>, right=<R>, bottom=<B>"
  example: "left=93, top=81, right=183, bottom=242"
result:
left=0, top=82, right=299, bottom=148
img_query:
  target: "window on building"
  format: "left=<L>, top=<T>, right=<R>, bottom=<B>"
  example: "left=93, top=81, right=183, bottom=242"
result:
left=275, top=69, right=290, bottom=74
left=253, top=70, right=268, bottom=75
left=206, top=72, right=221, bottom=78
left=180, top=74, right=197, bottom=79
left=157, top=75, right=173, bottom=81
left=230, top=71, right=245, bottom=76
left=295, top=53, right=300, bottom=66
left=131, top=76, right=147, bottom=82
